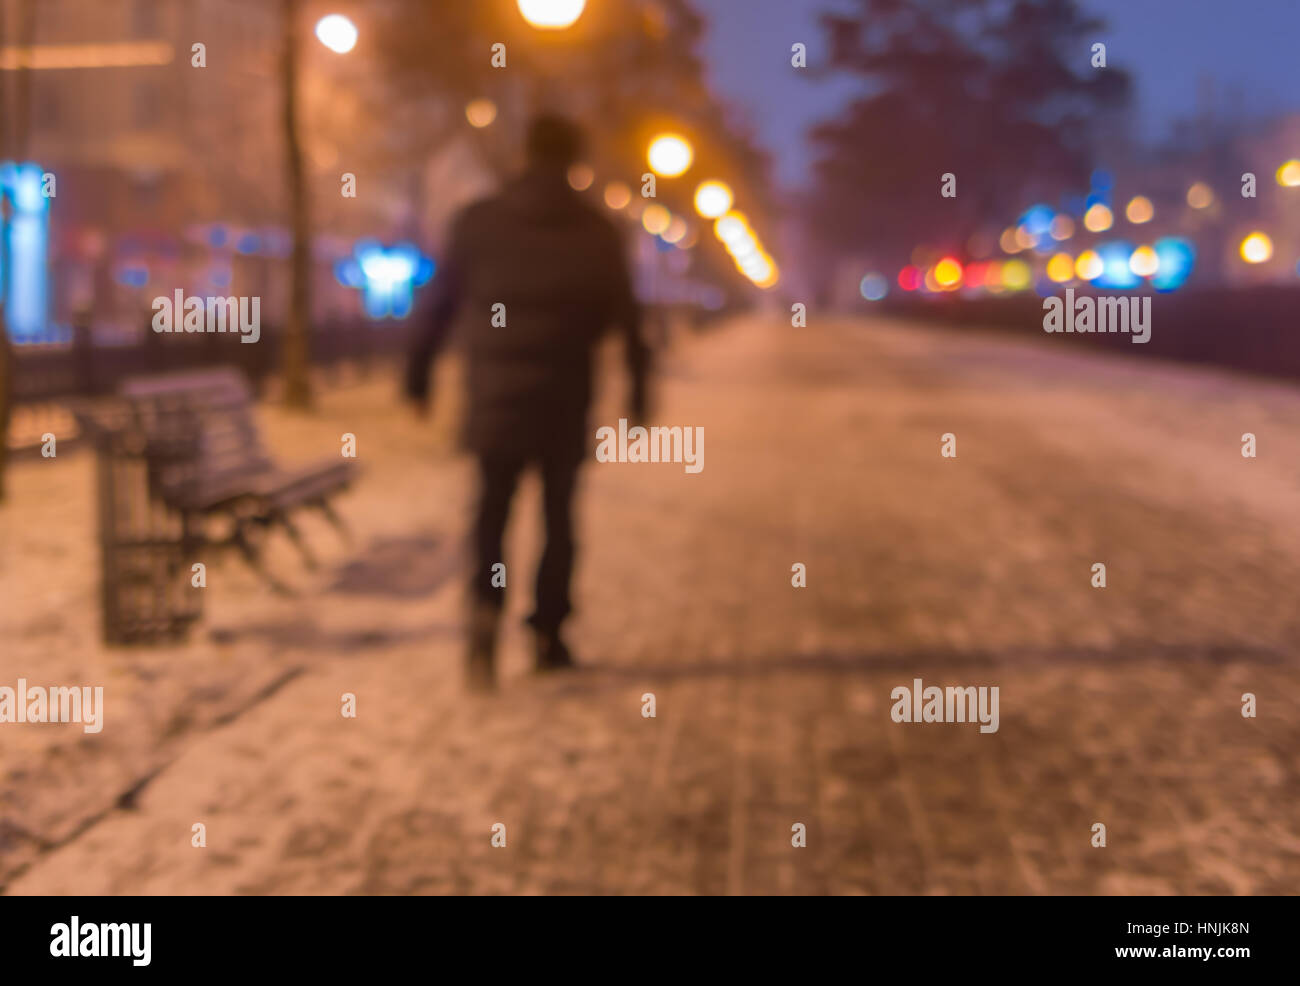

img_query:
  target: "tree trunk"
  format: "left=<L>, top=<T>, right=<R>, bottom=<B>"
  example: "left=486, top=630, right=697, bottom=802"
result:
left=280, top=0, right=312, bottom=408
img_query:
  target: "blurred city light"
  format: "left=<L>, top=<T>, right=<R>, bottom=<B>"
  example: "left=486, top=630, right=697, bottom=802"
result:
left=693, top=180, right=733, bottom=219
left=567, top=163, right=594, bottom=191
left=0, top=162, right=51, bottom=338
left=1013, top=225, right=1037, bottom=250
left=1128, top=245, right=1159, bottom=277
left=336, top=240, right=434, bottom=319
left=1074, top=249, right=1103, bottom=281
left=641, top=204, right=671, bottom=236
left=662, top=216, right=688, bottom=244
left=897, top=266, right=921, bottom=291
left=1046, top=252, right=1074, bottom=282
left=1049, top=214, right=1075, bottom=241
left=603, top=182, right=631, bottom=210
left=934, top=256, right=963, bottom=288
left=1240, top=232, right=1273, bottom=264
left=517, top=0, right=587, bottom=30
left=1095, top=241, right=1141, bottom=288
left=1000, top=258, right=1031, bottom=291
left=999, top=227, right=1022, bottom=254
left=465, top=99, right=497, bottom=128
left=1151, top=237, right=1196, bottom=291
left=1186, top=182, right=1215, bottom=209
left=646, top=134, right=693, bottom=178
left=1083, top=203, right=1114, bottom=233
left=1276, top=160, right=1300, bottom=187
left=314, top=15, right=358, bottom=54
left=859, top=273, right=888, bottom=301
left=1125, top=196, right=1154, bottom=224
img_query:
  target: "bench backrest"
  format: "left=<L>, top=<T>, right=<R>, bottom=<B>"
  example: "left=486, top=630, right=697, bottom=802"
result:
left=120, top=368, right=273, bottom=503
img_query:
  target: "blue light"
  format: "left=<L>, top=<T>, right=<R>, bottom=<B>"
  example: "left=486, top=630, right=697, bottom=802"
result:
left=1094, top=240, right=1140, bottom=289
left=1019, top=204, right=1054, bottom=237
left=114, top=265, right=149, bottom=288
left=1, top=162, right=50, bottom=339
left=1151, top=237, right=1196, bottom=292
left=859, top=272, right=888, bottom=301
left=235, top=233, right=261, bottom=255
left=1090, top=168, right=1114, bottom=192
left=343, top=240, right=435, bottom=319
left=207, top=225, right=229, bottom=248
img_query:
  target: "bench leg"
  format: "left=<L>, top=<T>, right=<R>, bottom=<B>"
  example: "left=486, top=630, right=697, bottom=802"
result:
left=231, top=522, right=295, bottom=597
left=275, top=510, right=319, bottom=570
left=316, top=499, right=353, bottom=547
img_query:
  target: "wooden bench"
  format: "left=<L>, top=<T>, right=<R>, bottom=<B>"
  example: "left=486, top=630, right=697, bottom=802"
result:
left=120, top=368, right=357, bottom=593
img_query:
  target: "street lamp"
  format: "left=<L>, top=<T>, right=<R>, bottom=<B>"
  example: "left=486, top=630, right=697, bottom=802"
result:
left=314, top=14, right=358, bottom=53
left=693, top=180, right=733, bottom=219
left=647, top=134, right=693, bottom=178
left=517, top=0, right=587, bottom=30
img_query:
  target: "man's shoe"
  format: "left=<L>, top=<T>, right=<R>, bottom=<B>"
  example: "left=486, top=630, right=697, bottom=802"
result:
left=466, top=603, right=501, bottom=693
left=533, top=628, right=576, bottom=672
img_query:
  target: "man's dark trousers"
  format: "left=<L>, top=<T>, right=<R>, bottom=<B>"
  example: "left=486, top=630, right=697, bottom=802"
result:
left=472, top=449, right=581, bottom=633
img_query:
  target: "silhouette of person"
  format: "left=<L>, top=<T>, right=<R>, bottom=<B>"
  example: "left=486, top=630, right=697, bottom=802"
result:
left=406, top=114, right=648, bottom=692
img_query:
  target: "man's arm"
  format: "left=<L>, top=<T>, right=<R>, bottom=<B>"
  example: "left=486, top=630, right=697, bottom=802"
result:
left=405, top=219, right=467, bottom=406
left=606, top=224, right=650, bottom=421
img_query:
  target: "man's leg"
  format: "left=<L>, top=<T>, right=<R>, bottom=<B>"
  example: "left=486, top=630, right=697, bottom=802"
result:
left=530, top=450, right=581, bottom=668
left=468, top=454, right=524, bottom=690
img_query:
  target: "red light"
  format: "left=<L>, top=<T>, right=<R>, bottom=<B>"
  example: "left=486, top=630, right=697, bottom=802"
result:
left=897, top=265, right=921, bottom=291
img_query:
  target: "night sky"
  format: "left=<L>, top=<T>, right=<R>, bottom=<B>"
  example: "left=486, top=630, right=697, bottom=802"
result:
left=695, top=0, right=1300, bottom=189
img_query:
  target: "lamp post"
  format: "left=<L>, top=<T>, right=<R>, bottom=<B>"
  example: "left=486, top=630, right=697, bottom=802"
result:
left=280, top=7, right=357, bottom=409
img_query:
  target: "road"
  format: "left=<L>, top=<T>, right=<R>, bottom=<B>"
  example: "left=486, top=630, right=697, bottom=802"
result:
left=4, top=312, right=1299, bottom=894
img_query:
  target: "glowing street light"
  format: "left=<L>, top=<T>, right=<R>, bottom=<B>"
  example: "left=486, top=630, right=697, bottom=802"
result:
left=1186, top=182, right=1214, bottom=209
left=1125, top=195, right=1154, bottom=224
left=314, top=14, right=358, bottom=54
left=1240, top=232, right=1273, bottom=264
left=517, top=0, right=587, bottom=30
left=647, top=133, right=693, bottom=178
left=693, top=180, right=733, bottom=219
left=1083, top=203, right=1113, bottom=233
left=1276, top=160, right=1300, bottom=187
left=603, top=182, right=631, bottom=210
left=465, top=99, right=497, bottom=128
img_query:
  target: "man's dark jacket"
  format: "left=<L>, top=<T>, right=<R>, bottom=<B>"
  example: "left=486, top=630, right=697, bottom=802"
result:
left=406, top=168, right=647, bottom=462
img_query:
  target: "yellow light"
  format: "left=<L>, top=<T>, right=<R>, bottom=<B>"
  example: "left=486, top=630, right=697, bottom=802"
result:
left=934, top=257, right=963, bottom=288
left=647, top=133, right=693, bottom=178
left=1075, top=250, right=1103, bottom=280
left=693, top=180, right=733, bottom=219
left=1240, top=232, right=1273, bottom=264
left=641, top=204, right=671, bottom=236
left=662, top=217, right=688, bottom=244
left=517, top=0, right=587, bottom=30
left=1001, top=258, right=1031, bottom=291
left=1125, top=196, right=1154, bottom=224
left=714, top=211, right=752, bottom=247
left=1046, top=252, right=1074, bottom=282
left=1129, top=245, right=1159, bottom=277
left=603, top=182, right=631, bottom=210
left=0, top=41, right=174, bottom=70
left=465, top=99, right=497, bottom=128
left=1186, top=182, right=1214, bottom=209
left=923, top=267, right=942, bottom=293
left=1083, top=203, right=1113, bottom=233
left=1049, top=215, right=1075, bottom=241
left=999, top=227, right=1022, bottom=254
left=567, top=163, right=594, bottom=191
left=1277, top=160, right=1300, bottom=187
left=314, top=14, right=358, bottom=54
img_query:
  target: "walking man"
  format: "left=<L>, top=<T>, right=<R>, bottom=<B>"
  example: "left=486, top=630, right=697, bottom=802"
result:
left=406, top=115, right=648, bottom=691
